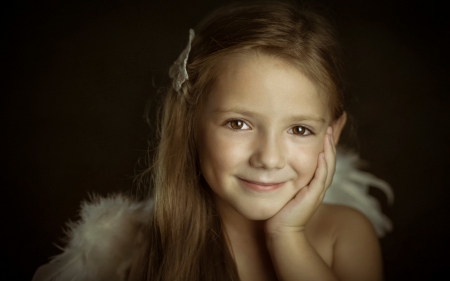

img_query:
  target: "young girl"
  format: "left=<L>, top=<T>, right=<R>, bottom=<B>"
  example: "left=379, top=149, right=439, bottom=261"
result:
left=33, top=2, right=393, bottom=281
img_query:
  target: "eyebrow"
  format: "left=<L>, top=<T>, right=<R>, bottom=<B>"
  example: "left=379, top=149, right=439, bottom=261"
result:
left=213, top=108, right=326, bottom=123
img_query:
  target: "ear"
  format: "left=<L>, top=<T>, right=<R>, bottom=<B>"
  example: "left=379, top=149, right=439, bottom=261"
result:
left=331, top=111, right=347, bottom=144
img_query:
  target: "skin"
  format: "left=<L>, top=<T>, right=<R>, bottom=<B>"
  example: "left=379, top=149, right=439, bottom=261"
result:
left=196, top=54, right=382, bottom=281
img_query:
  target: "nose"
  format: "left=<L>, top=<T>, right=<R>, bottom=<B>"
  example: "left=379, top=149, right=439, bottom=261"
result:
left=249, top=133, right=285, bottom=170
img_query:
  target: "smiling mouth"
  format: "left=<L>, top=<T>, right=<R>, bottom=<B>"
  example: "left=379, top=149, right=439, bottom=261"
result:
left=238, top=178, right=285, bottom=192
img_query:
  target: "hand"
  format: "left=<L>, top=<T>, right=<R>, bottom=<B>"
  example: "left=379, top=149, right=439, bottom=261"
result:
left=265, top=126, right=337, bottom=235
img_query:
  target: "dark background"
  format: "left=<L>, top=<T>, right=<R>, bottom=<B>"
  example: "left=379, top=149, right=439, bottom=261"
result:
left=2, top=0, right=449, bottom=280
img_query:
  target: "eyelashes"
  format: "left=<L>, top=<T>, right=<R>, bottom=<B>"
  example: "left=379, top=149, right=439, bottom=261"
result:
left=224, top=119, right=313, bottom=136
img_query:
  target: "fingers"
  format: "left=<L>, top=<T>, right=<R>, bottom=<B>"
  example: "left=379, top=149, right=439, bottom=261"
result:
left=324, top=126, right=337, bottom=188
left=308, top=151, right=328, bottom=198
left=299, top=126, right=336, bottom=204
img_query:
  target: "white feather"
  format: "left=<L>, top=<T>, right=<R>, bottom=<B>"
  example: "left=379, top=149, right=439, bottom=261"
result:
left=324, top=148, right=394, bottom=237
left=33, top=195, right=153, bottom=281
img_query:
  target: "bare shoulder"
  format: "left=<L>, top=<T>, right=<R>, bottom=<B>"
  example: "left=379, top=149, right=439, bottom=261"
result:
left=318, top=203, right=375, bottom=232
left=316, top=203, right=383, bottom=281
left=308, top=203, right=374, bottom=237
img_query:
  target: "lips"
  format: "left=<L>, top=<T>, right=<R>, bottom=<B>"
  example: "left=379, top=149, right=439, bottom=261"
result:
left=238, top=178, right=285, bottom=192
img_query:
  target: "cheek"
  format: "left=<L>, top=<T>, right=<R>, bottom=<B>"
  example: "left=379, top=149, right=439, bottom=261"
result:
left=288, top=140, right=324, bottom=184
left=197, top=128, right=249, bottom=181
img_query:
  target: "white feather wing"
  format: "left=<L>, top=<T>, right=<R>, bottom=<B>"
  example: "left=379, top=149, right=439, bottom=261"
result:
left=324, top=149, right=394, bottom=237
left=32, top=195, right=153, bottom=281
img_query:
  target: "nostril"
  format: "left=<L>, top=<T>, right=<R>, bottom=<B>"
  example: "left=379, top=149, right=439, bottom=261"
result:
left=249, top=145, right=285, bottom=170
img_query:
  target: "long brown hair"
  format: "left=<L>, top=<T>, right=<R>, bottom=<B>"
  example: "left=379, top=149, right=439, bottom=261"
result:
left=134, top=1, right=345, bottom=280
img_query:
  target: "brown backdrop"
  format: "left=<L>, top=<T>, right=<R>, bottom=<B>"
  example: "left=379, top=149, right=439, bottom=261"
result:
left=2, top=0, right=449, bottom=280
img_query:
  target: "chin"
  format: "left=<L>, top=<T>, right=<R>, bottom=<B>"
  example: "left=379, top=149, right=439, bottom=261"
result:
left=236, top=202, right=284, bottom=221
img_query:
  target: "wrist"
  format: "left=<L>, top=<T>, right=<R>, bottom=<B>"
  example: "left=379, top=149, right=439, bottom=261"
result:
left=265, top=230, right=312, bottom=263
left=265, top=226, right=308, bottom=247
left=265, top=223, right=306, bottom=238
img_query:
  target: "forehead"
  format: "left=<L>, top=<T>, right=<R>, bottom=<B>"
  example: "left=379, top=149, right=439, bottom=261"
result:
left=203, top=54, right=331, bottom=123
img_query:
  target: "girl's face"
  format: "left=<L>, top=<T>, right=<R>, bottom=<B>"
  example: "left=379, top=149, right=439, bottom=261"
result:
left=196, top=54, right=334, bottom=220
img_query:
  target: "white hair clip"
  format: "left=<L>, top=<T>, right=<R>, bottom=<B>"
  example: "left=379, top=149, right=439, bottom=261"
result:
left=169, top=29, right=195, bottom=92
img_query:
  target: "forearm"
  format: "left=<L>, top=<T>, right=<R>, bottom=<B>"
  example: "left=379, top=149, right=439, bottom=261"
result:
left=266, top=231, right=338, bottom=281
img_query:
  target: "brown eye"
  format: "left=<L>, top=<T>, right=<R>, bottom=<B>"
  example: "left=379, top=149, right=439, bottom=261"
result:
left=291, top=126, right=311, bottom=135
left=227, top=120, right=250, bottom=130
left=230, top=120, right=243, bottom=129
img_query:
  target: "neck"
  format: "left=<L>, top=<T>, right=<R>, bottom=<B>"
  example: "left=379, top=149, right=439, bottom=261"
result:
left=215, top=197, right=279, bottom=281
left=215, top=197, right=268, bottom=252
